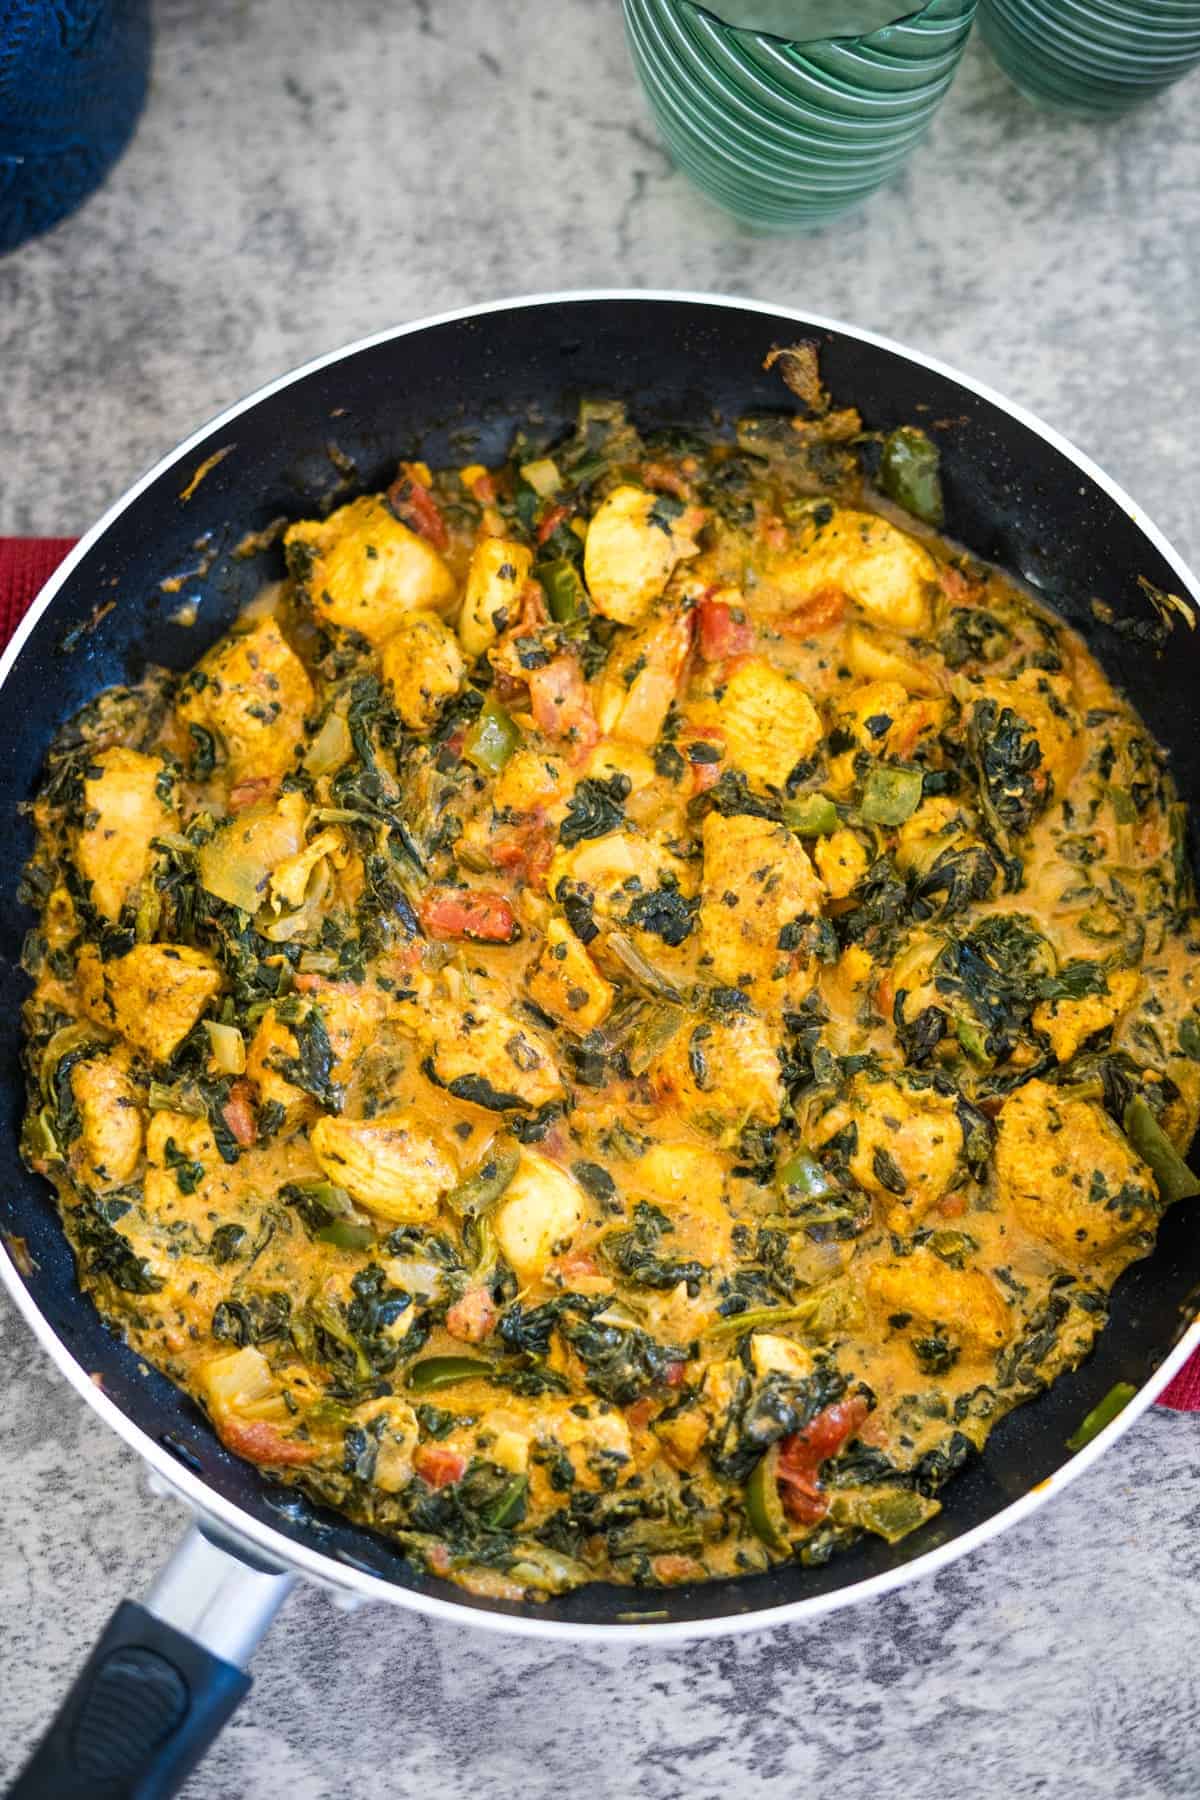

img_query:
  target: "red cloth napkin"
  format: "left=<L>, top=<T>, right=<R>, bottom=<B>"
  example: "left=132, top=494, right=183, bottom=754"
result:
left=1, top=536, right=1195, bottom=1409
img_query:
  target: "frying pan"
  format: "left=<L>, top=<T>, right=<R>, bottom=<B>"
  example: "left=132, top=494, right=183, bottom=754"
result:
left=5, top=291, right=1200, bottom=1799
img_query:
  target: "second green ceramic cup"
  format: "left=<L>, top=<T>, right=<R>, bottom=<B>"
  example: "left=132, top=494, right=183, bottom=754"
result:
left=623, top=0, right=978, bottom=230
left=979, top=0, right=1200, bottom=115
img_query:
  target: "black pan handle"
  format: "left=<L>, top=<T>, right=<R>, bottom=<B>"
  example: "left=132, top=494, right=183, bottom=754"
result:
left=8, top=1522, right=295, bottom=1800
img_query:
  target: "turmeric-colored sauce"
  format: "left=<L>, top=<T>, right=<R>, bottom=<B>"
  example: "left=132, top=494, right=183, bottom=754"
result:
left=21, top=398, right=1200, bottom=1598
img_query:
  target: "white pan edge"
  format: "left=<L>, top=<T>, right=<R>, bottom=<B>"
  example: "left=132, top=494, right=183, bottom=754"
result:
left=3, top=287, right=1199, bottom=1645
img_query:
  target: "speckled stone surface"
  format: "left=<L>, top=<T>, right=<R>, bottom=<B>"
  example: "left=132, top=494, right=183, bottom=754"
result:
left=2, top=3, right=1200, bottom=1795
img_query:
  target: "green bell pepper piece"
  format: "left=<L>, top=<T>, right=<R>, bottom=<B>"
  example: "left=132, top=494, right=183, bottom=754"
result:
left=463, top=698, right=520, bottom=774
left=746, top=1445, right=790, bottom=1552
left=1066, top=1381, right=1137, bottom=1452
left=861, top=766, right=924, bottom=827
left=407, top=1356, right=496, bottom=1392
left=535, top=558, right=586, bottom=623
left=880, top=426, right=944, bottom=526
left=783, top=793, right=839, bottom=836
left=1123, top=1096, right=1200, bottom=1204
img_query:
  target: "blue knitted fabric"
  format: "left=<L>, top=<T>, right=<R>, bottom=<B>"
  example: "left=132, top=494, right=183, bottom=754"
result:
left=0, top=0, right=151, bottom=253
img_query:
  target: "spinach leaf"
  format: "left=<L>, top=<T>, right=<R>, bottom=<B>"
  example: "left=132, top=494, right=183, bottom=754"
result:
left=559, top=774, right=631, bottom=848
left=602, top=1201, right=706, bottom=1294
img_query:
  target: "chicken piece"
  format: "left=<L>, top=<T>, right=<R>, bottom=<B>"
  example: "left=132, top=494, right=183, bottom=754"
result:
left=379, top=610, right=465, bottom=729
left=893, top=797, right=998, bottom=918
left=654, top=1407, right=709, bottom=1470
left=144, top=1109, right=219, bottom=1215
left=309, top=1112, right=456, bottom=1224
left=811, top=1073, right=965, bottom=1232
left=966, top=668, right=1081, bottom=839
left=285, top=495, right=455, bottom=643
left=535, top=1399, right=634, bottom=1490
left=593, top=606, right=692, bottom=747
left=494, top=1151, right=585, bottom=1282
left=77, top=942, right=221, bottom=1065
left=867, top=1251, right=1012, bottom=1362
left=815, top=829, right=869, bottom=900
left=654, top=1008, right=783, bottom=1138
left=582, top=742, right=658, bottom=794
left=1033, top=968, right=1140, bottom=1063
left=245, top=1004, right=311, bottom=1118
left=546, top=830, right=695, bottom=926
left=826, top=680, right=946, bottom=793
left=995, top=1078, right=1158, bottom=1266
left=352, top=1396, right=421, bottom=1492
left=421, top=994, right=564, bottom=1113
left=584, top=485, right=702, bottom=625
left=629, top=1141, right=734, bottom=1266
left=175, top=617, right=314, bottom=784
left=526, top=914, right=615, bottom=1035
left=74, top=747, right=177, bottom=923
left=709, top=658, right=822, bottom=792
left=843, top=622, right=942, bottom=697
left=699, top=812, right=822, bottom=1005
left=896, top=798, right=971, bottom=875
left=473, top=1397, right=635, bottom=1490
left=485, top=750, right=563, bottom=824
left=772, top=506, right=939, bottom=634
left=68, top=1055, right=144, bottom=1190
left=457, top=746, right=566, bottom=874
left=457, top=538, right=534, bottom=660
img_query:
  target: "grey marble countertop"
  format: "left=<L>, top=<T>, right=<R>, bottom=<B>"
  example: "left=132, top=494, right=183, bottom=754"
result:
left=2, top=3, right=1200, bottom=1794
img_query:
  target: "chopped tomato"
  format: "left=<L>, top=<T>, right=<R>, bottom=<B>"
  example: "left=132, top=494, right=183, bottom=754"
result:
left=536, top=502, right=571, bottom=546
left=515, top=577, right=550, bottom=632
left=490, top=817, right=553, bottom=886
left=625, top=1397, right=657, bottom=1430
left=228, top=775, right=276, bottom=812
left=216, top=1417, right=319, bottom=1468
left=469, top=471, right=498, bottom=505
left=650, top=1553, right=702, bottom=1585
left=890, top=699, right=941, bottom=760
left=640, top=460, right=691, bottom=501
left=778, top=585, right=846, bottom=637
left=938, top=1191, right=968, bottom=1219
left=414, top=1444, right=466, bottom=1489
left=555, top=1248, right=599, bottom=1281
left=427, top=1542, right=452, bottom=1575
left=445, top=1287, right=497, bottom=1344
left=388, top=463, right=449, bottom=551
left=697, top=599, right=755, bottom=662
left=527, top=654, right=598, bottom=759
left=690, top=758, right=722, bottom=796
left=938, top=563, right=972, bottom=605
left=220, top=1080, right=257, bottom=1149
left=420, top=887, right=520, bottom=944
left=776, top=1395, right=870, bottom=1525
left=664, top=1359, right=688, bottom=1388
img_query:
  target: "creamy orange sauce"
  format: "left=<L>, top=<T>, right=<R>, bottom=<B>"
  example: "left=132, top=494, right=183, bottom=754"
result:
left=21, top=407, right=1200, bottom=1596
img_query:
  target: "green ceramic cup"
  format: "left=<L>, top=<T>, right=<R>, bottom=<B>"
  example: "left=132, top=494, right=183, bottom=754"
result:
left=623, top=0, right=978, bottom=229
left=978, top=0, right=1200, bottom=115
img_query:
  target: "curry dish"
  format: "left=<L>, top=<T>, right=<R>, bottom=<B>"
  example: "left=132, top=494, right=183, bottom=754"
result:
left=21, top=374, right=1200, bottom=1599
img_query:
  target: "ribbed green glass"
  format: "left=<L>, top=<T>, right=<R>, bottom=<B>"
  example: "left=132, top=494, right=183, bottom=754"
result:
left=623, top=0, right=977, bottom=229
left=979, top=0, right=1200, bottom=115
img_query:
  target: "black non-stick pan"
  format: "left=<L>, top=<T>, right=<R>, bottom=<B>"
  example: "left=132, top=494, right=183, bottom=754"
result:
left=4, top=293, right=1200, bottom=1799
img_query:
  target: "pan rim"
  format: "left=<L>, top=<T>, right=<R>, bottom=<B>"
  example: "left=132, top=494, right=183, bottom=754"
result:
left=3, top=286, right=1199, bottom=1643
